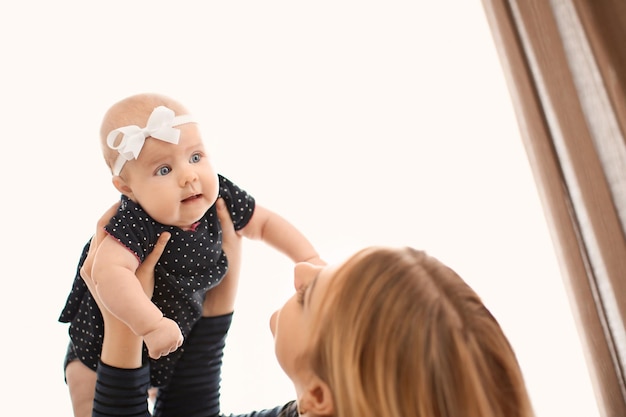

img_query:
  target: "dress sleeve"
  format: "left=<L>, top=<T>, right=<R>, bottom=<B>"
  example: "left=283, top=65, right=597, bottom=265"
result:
left=217, top=174, right=256, bottom=231
left=104, top=195, right=152, bottom=261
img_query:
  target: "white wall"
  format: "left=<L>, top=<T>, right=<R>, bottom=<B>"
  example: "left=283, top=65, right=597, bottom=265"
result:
left=0, top=1, right=599, bottom=416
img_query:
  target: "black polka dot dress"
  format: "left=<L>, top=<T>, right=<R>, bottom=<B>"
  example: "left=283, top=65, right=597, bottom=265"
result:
left=59, top=174, right=255, bottom=387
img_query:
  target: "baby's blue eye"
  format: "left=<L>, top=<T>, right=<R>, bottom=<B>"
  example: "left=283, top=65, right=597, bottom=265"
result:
left=190, top=153, right=202, bottom=163
left=157, top=166, right=171, bottom=176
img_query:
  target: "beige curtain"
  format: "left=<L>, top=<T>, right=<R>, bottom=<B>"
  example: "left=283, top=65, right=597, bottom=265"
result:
left=480, top=1, right=626, bottom=416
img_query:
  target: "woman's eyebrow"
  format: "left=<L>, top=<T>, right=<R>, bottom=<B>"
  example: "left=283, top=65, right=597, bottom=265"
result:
left=305, top=272, right=320, bottom=308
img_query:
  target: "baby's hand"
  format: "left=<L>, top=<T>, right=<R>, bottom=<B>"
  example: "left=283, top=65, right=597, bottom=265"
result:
left=142, top=317, right=184, bottom=359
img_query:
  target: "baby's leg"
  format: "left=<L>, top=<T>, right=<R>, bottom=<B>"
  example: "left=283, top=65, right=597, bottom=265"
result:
left=65, top=360, right=96, bottom=417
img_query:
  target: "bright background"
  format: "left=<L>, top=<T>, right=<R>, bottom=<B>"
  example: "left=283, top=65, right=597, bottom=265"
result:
left=1, top=1, right=600, bottom=416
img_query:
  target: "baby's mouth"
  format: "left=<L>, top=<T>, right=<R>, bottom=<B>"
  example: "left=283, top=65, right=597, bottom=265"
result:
left=182, top=194, right=202, bottom=203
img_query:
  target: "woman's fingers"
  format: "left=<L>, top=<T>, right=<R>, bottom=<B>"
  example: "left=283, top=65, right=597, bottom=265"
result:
left=95, top=203, right=120, bottom=241
left=79, top=202, right=170, bottom=304
left=144, top=232, right=171, bottom=269
left=137, top=232, right=171, bottom=299
left=80, top=203, right=119, bottom=291
left=216, top=198, right=241, bottom=257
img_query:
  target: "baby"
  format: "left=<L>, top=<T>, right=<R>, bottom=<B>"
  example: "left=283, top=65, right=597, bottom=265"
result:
left=59, top=92, right=323, bottom=416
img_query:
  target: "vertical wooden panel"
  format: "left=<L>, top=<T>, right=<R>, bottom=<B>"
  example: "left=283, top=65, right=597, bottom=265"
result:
left=572, top=0, right=626, bottom=136
left=481, top=0, right=626, bottom=416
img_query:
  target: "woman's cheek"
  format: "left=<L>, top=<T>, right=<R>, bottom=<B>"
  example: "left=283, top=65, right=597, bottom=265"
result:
left=272, top=317, right=292, bottom=374
left=272, top=309, right=300, bottom=376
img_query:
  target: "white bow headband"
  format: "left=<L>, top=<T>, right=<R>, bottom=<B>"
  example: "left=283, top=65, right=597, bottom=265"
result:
left=107, top=105, right=195, bottom=175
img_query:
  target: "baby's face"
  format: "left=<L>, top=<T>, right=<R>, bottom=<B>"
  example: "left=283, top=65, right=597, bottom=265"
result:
left=120, top=123, right=219, bottom=230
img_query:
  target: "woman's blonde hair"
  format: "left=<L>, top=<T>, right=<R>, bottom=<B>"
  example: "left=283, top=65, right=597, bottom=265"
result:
left=308, top=246, right=535, bottom=417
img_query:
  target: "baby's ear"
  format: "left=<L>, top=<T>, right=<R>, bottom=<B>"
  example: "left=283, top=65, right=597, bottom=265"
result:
left=299, top=376, right=334, bottom=416
left=112, top=176, right=133, bottom=199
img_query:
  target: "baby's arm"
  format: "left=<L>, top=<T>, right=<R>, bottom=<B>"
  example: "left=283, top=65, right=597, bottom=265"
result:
left=92, top=235, right=183, bottom=359
left=240, top=204, right=324, bottom=265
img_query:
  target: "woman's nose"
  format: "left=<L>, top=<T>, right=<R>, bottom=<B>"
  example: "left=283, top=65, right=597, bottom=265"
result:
left=293, top=262, right=319, bottom=290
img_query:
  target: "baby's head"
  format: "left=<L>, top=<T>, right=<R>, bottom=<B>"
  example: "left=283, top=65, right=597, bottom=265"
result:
left=101, top=93, right=220, bottom=229
left=100, top=93, right=190, bottom=173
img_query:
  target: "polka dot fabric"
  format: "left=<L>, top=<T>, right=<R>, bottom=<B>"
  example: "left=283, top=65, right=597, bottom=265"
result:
left=59, top=174, right=255, bottom=387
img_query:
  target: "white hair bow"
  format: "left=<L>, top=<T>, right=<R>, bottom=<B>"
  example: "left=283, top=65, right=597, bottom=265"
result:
left=107, top=105, right=195, bottom=175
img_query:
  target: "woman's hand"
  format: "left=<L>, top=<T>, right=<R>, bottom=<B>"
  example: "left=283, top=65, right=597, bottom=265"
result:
left=202, top=198, right=243, bottom=316
left=80, top=203, right=171, bottom=311
left=79, top=203, right=117, bottom=313
left=80, top=203, right=172, bottom=367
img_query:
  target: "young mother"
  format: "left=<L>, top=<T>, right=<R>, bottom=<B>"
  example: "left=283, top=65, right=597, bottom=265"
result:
left=80, top=198, right=535, bottom=417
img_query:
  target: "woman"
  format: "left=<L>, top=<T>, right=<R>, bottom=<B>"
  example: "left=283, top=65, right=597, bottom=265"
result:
left=272, top=248, right=535, bottom=417
left=81, top=199, right=535, bottom=417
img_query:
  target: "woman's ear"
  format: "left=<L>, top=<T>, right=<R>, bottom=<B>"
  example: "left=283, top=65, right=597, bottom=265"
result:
left=299, top=376, right=334, bottom=416
left=112, top=176, right=133, bottom=199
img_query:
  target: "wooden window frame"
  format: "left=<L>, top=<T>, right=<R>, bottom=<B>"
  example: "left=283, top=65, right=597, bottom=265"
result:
left=481, top=1, right=626, bottom=416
